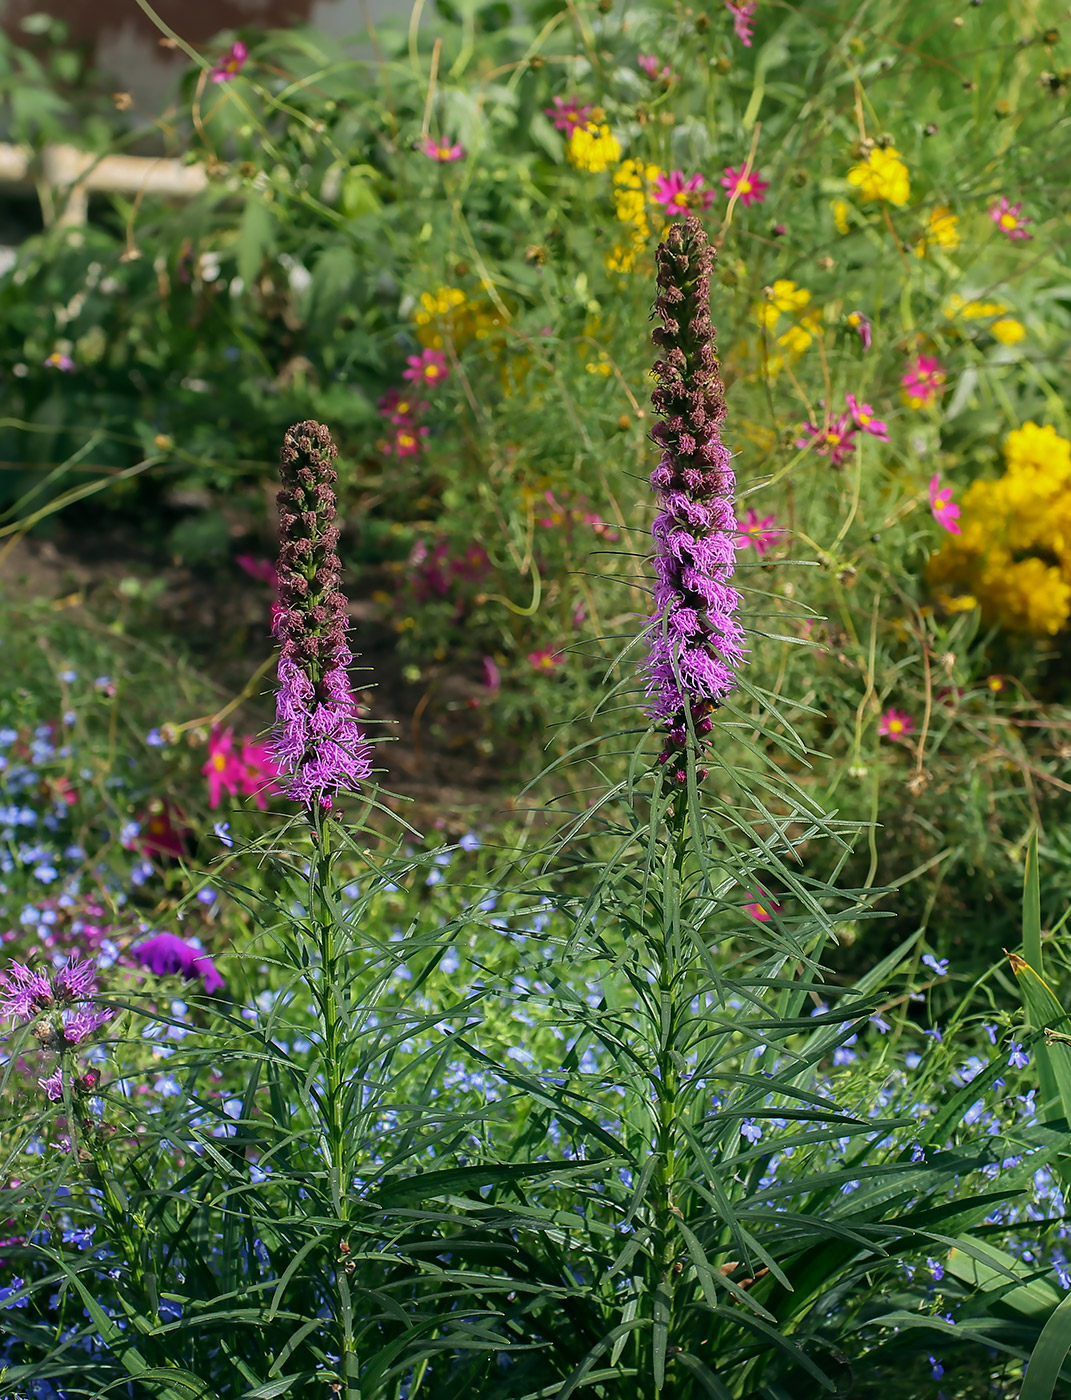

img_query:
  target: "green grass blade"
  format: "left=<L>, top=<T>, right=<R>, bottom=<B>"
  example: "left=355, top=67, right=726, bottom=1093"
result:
left=1019, top=1289, right=1071, bottom=1400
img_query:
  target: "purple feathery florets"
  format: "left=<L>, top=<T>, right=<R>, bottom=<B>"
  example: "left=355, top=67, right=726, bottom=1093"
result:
left=272, top=421, right=372, bottom=807
left=642, top=216, right=746, bottom=770
left=0, top=960, right=54, bottom=1022
left=0, top=955, right=112, bottom=1055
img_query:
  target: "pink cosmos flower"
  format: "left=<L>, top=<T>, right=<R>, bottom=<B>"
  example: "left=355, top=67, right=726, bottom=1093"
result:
left=929, top=474, right=961, bottom=535
left=44, top=351, right=75, bottom=371
left=211, top=40, right=248, bottom=83
left=720, top=165, right=769, bottom=207
left=236, top=555, right=279, bottom=588
left=383, top=425, right=430, bottom=458
left=238, top=739, right=281, bottom=809
left=845, top=393, right=889, bottom=440
left=638, top=54, right=676, bottom=82
left=653, top=171, right=715, bottom=218
left=744, top=893, right=782, bottom=921
left=796, top=414, right=857, bottom=468
left=419, top=136, right=465, bottom=163
left=901, top=355, right=947, bottom=407
left=528, top=648, right=563, bottom=672
left=543, top=95, right=593, bottom=135
left=481, top=656, right=501, bottom=692
left=403, top=348, right=449, bottom=387
left=736, top=508, right=781, bottom=557
left=989, top=196, right=1033, bottom=242
left=846, top=312, right=872, bottom=351
left=725, top=0, right=757, bottom=45
left=377, top=388, right=426, bottom=425
left=879, top=707, right=914, bottom=742
left=202, top=727, right=244, bottom=808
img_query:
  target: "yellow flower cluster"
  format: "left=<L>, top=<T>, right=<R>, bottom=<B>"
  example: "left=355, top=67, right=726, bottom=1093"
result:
left=943, top=295, right=1026, bottom=346
left=413, top=285, right=503, bottom=348
left=847, top=145, right=911, bottom=206
left=754, top=280, right=823, bottom=374
left=915, top=205, right=960, bottom=256
left=606, top=159, right=663, bottom=273
left=928, top=422, right=1071, bottom=635
left=567, top=122, right=621, bottom=172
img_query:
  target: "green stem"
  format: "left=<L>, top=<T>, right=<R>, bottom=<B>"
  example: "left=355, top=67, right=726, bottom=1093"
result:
left=312, top=807, right=360, bottom=1398
left=645, top=798, right=687, bottom=1398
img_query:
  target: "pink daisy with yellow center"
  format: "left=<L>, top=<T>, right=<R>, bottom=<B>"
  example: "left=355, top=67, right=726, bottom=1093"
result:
left=720, top=165, right=769, bottom=207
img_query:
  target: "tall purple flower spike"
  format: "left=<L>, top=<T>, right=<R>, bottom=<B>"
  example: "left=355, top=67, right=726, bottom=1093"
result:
left=642, top=216, right=746, bottom=776
left=272, top=421, right=372, bottom=807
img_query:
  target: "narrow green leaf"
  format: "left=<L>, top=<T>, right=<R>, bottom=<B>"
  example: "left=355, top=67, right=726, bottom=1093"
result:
left=1020, top=1289, right=1071, bottom=1400
left=1009, top=953, right=1071, bottom=1123
left=943, top=1239, right=1062, bottom=1322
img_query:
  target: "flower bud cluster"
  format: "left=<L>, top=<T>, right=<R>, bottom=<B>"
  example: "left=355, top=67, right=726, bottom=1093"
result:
left=642, top=216, right=746, bottom=772
left=272, top=421, right=372, bottom=806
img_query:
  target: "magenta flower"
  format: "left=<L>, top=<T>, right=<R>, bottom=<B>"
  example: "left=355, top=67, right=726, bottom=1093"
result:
left=845, top=393, right=889, bottom=440
left=653, top=171, right=715, bottom=218
left=202, top=727, right=244, bottom=808
left=879, top=707, right=914, bottom=742
left=383, top=425, right=430, bottom=458
left=543, top=95, right=593, bottom=135
left=846, top=311, right=872, bottom=351
left=736, top=508, right=781, bottom=557
left=902, top=355, right=946, bottom=407
left=744, top=894, right=782, bottom=921
left=725, top=0, right=757, bottom=45
left=528, top=647, right=563, bottom=672
left=720, top=165, right=769, bottom=207
left=272, top=422, right=373, bottom=807
left=238, top=739, right=281, bottom=810
left=482, top=656, right=501, bottom=692
left=133, top=933, right=225, bottom=995
left=403, top=349, right=449, bottom=387
left=796, top=414, right=858, bottom=468
left=929, top=474, right=961, bottom=535
left=210, top=40, right=248, bottom=83
left=989, top=196, right=1033, bottom=241
left=643, top=218, right=746, bottom=769
left=638, top=54, right=675, bottom=82
left=419, top=136, right=465, bottom=163
left=236, top=555, right=278, bottom=589
left=377, top=388, right=426, bottom=425
left=44, top=351, right=74, bottom=371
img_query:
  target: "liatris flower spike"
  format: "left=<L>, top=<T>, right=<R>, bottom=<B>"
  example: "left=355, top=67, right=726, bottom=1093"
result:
left=272, top=421, right=373, bottom=808
left=642, top=216, right=746, bottom=780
